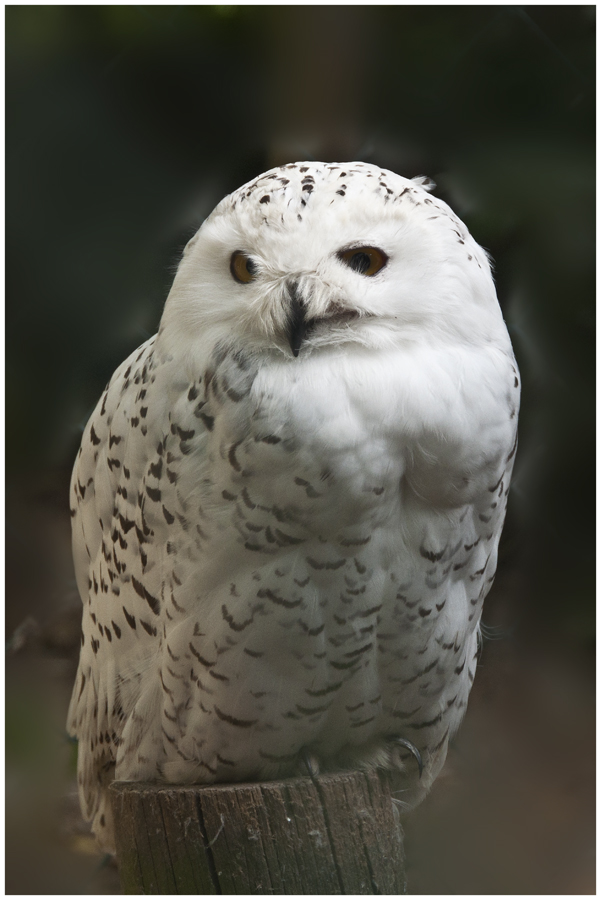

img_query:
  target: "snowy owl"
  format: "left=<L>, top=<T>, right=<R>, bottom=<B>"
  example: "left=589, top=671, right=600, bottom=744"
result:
left=68, top=161, right=520, bottom=852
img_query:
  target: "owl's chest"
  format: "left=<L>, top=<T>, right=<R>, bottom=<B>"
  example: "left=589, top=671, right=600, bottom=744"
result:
left=205, top=365, right=405, bottom=536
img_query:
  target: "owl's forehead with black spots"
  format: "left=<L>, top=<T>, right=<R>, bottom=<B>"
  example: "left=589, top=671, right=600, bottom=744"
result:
left=210, top=161, right=438, bottom=233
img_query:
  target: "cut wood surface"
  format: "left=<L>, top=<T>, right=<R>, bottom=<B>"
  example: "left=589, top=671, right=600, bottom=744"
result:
left=110, top=770, right=405, bottom=894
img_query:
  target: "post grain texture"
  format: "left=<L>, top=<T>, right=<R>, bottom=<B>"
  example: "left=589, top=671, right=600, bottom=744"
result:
left=110, top=770, right=405, bottom=894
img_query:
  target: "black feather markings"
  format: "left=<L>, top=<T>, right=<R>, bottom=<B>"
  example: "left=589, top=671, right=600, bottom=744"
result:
left=122, top=607, right=136, bottom=630
left=131, top=576, right=161, bottom=615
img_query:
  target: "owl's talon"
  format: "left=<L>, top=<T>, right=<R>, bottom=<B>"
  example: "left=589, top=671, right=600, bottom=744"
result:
left=298, top=747, right=320, bottom=777
left=390, top=736, right=423, bottom=778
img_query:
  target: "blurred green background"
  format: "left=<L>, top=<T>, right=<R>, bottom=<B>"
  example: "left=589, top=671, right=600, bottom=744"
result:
left=6, top=6, right=595, bottom=894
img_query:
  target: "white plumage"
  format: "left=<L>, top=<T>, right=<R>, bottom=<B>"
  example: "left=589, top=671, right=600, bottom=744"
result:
left=68, top=161, right=519, bottom=851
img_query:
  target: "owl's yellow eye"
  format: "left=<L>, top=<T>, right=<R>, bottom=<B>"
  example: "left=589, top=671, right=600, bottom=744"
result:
left=230, top=251, right=258, bottom=284
left=338, top=246, right=388, bottom=276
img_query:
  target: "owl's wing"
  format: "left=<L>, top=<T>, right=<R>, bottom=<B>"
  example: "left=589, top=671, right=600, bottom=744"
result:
left=67, top=333, right=212, bottom=850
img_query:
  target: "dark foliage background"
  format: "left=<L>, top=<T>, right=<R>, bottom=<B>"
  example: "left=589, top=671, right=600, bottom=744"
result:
left=6, top=6, right=595, bottom=894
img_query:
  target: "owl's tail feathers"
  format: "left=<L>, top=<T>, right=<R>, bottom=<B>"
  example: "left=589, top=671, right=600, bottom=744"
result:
left=71, top=731, right=118, bottom=854
left=66, top=739, right=118, bottom=855
left=66, top=663, right=118, bottom=854
left=89, top=774, right=117, bottom=854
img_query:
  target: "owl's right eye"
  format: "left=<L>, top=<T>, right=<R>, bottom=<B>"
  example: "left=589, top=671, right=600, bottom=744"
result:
left=230, top=251, right=258, bottom=284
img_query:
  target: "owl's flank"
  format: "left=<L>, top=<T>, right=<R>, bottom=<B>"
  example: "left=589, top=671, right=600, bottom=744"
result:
left=67, top=161, right=519, bottom=852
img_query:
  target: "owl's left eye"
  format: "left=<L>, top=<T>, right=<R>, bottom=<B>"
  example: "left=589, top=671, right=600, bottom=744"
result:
left=230, top=251, right=258, bottom=284
left=337, top=246, right=388, bottom=277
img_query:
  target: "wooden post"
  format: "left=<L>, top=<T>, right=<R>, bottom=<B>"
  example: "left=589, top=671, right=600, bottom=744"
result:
left=110, top=771, right=405, bottom=894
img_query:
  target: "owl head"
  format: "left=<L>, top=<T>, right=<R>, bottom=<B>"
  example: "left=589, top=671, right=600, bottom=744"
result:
left=160, top=162, right=508, bottom=363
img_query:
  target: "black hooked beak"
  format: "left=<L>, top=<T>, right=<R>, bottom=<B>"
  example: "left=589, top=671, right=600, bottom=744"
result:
left=287, top=282, right=311, bottom=358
